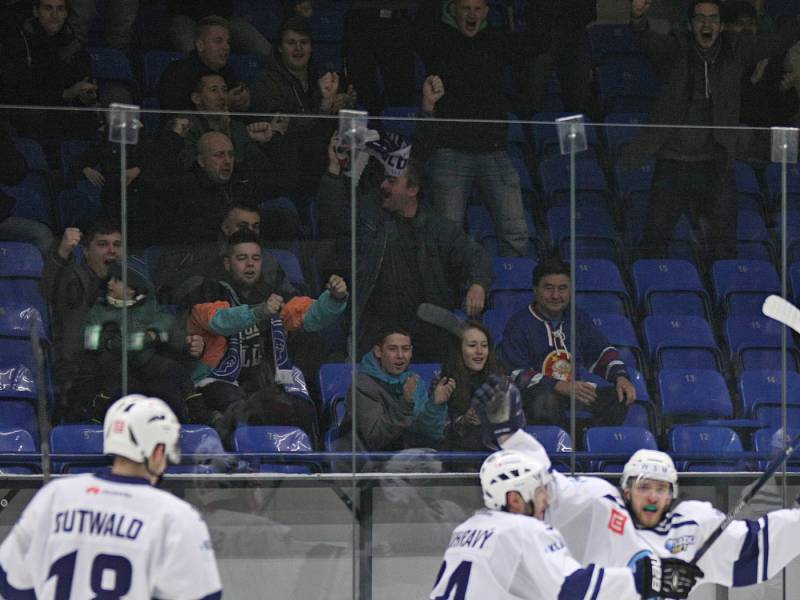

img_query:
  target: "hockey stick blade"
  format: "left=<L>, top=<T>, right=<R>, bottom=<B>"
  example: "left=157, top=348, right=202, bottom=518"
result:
left=762, top=295, right=800, bottom=335
left=416, top=303, right=464, bottom=338
left=691, top=428, right=800, bottom=565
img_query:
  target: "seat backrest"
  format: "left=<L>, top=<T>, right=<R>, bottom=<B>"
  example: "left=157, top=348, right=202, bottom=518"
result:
left=642, top=316, right=718, bottom=360
left=233, top=425, right=312, bottom=453
left=180, top=425, right=224, bottom=454
left=482, top=308, right=511, bottom=345
left=0, top=242, right=43, bottom=278
left=658, top=369, right=734, bottom=420
left=318, top=362, right=355, bottom=412
left=584, top=425, right=657, bottom=453
left=410, top=363, right=441, bottom=388
left=490, top=257, right=537, bottom=292
left=0, top=427, right=36, bottom=452
left=574, top=259, right=627, bottom=295
left=631, top=259, right=705, bottom=307
left=265, top=249, right=305, bottom=286
left=50, top=424, right=104, bottom=453
left=668, top=424, right=744, bottom=471
left=711, top=260, right=780, bottom=306
left=522, top=425, right=573, bottom=452
left=724, top=316, right=796, bottom=357
left=738, top=370, right=800, bottom=418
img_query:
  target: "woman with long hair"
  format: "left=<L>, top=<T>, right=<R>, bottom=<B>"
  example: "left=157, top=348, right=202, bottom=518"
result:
left=442, top=320, right=504, bottom=450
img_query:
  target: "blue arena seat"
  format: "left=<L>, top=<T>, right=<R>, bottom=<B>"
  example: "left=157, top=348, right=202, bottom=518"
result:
left=546, top=206, right=621, bottom=264
left=55, top=187, right=101, bottom=229
left=658, top=369, right=734, bottom=426
left=738, top=370, right=800, bottom=426
left=752, top=428, right=800, bottom=470
left=723, top=316, right=800, bottom=372
left=318, top=362, right=355, bottom=415
left=642, top=316, right=722, bottom=372
left=764, top=161, right=800, bottom=209
left=265, top=248, right=306, bottom=290
left=0, top=428, right=38, bottom=474
left=668, top=424, right=746, bottom=472
left=523, top=425, right=573, bottom=471
left=309, top=2, right=346, bottom=41
left=232, top=0, right=284, bottom=38
left=59, top=139, right=92, bottom=184
left=50, top=423, right=107, bottom=474
left=711, top=259, right=779, bottom=315
left=0, top=241, right=42, bottom=279
left=596, top=59, right=657, bottom=113
left=0, top=399, right=38, bottom=448
left=574, top=258, right=631, bottom=317
left=539, top=155, right=609, bottom=207
left=89, top=47, right=136, bottom=92
left=482, top=308, right=511, bottom=346
left=168, top=425, right=227, bottom=474
left=631, top=259, right=709, bottom=318
left=488, top=257, right=536, bottom=308
left=233, top=425, right=315, bottom=473
left=411, top=363, right=442, bottom=389
left=736, top=210, right=773, bottom=262
left=583, top=425, right=657, bottom=472
left=575, top=292, right=628, bottom=318
left=2, top=185, right=53, bottom=227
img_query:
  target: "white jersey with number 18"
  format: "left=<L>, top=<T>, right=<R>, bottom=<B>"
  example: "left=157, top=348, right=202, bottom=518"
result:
left=0, top=472, right=222, bottom=600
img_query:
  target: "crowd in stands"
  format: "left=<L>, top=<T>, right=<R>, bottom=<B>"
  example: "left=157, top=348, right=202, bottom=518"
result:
left=2, top=0, right=800, bottom=472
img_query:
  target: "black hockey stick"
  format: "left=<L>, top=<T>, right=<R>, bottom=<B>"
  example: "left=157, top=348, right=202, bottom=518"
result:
left=691, top=294, right=800, bottom=565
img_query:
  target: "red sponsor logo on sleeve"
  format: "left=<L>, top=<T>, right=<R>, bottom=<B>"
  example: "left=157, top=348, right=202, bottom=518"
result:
left=85, top=486, right=101, bottom=495
left=608, top=508, right=627, bottom=535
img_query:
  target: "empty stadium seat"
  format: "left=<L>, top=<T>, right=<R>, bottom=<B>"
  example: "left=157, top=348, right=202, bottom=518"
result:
left=752, top=428, right=800, bottom=470
left=0, top=428, right=38, bottom=474
left=723, top=316, right=800, bottom=372
left=482, top=308, right=511, bottom=346
left=583, top=425, right=657, bottom=472
left=642, top=316, right=722, bottom=372
left=668, top=425, right=746, bottom=471
left=586, top=313, right=646, bottom=376
left=711, top=260, right=779, bottom=315
left=539, top=155, right=609, bottom=207
left=50, top=423, right=107, bottom=474
left=658, top=369, right=734, bottom=427
left=0, top=399, right=38, bottom=448
left=631, top=259, right=709, bottom=318
left=588, top=24, right=642, bottom=64
left=604, top=112, right=648, bottom=156
left=574, top=259, right=632, bottom=317
left=488, top=257, right=536, bottom=309
left=546, top=206, right=621, bottom=264
left=227, top=53, right=265, bottom=82
left=233, top=425, right=315, bottom=473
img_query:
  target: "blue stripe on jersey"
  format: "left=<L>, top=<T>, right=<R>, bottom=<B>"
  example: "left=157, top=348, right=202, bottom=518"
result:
left=733, top=519, right=761, bottom=586
left=0, top=563, right=36, bottom=599
left=762, top=516, right=770, bottom=582
left=590, top=568, right=605, bottom=600
left=559, top=565, right=595, bottom=600
left=602, top=494, right=627, bottom=510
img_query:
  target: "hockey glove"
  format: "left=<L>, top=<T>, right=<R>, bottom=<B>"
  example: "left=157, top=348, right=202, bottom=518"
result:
left=634, top=555, right=704, bottom=599
left=470, top=375, right=525, bottom=448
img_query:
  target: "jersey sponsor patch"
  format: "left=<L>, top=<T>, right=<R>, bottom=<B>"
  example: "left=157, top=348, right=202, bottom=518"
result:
left=665, top=535, right=695, bottom=554
left=608, top=508, right=628, bottom=535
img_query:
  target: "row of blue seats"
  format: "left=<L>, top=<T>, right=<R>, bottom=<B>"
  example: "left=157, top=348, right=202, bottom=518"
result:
left=0, top=423, right=792, bottom=475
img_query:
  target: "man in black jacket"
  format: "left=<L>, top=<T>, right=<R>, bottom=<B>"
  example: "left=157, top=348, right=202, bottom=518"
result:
left=623, top=0, right=800, bottom=261
left=420, top=0, right=528, bottom=258
left=317, top=132, right=493, bottom=363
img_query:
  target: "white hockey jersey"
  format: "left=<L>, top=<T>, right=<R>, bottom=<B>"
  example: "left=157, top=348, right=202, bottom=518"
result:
left=502, top=429, right=800, bottom=590
left=502, top=430, right=652, bottom=569
left=429, top=508, right=643, bottom=600
left=0, top=472, right=222, bottom=600
left=635, top=499, right=800, bottom=589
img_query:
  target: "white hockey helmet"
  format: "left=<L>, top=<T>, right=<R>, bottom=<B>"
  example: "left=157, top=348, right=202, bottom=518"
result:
left=103, top=394, right=181, bottom=465
left=479, top=449, right=552, bottom=511
left=620, top=449, right=678, bottom=498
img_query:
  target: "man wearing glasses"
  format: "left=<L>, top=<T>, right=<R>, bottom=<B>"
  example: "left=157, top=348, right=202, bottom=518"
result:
left=622, top=0, right=800, bottom=263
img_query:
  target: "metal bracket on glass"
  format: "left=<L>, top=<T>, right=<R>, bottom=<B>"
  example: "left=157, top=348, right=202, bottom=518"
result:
left=771, top=127, right=798, bottom=163
left=556, top=114, right=588, bottom=156
left=107, top=103, right=142, bottom=145
left=338, top=109, right=369, bottom=149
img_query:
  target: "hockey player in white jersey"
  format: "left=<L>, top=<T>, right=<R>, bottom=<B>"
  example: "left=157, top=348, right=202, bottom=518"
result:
left=0, top=394, right=222, bottom=600
left=472, top=375, right=800, bottom=593
left=430, top=446, right=703, bottom=599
